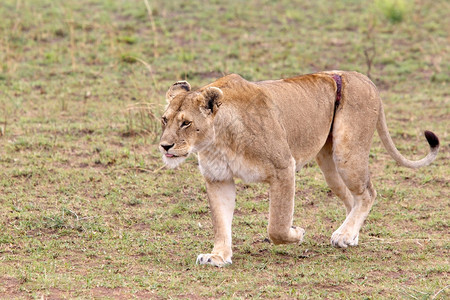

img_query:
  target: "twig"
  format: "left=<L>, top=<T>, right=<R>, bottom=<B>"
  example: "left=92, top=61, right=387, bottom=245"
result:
left=361, top=237, right=447, bottom=245
left=398, top=286, right=419, bottom=300
left=432, top=285, right=449, bottom=300
left=363, top=15, right=377, bottom=79
left=143, top=0, right=159, bottom=58
left=107, top=25, right=116, bottom=57
left=217, top=279, right=228, bottom=288
left=152, top=164, right=166, bottom=173
left=363, top=47, right=376, bottom=79
left=110, top=166, right=165, bottom=174
left=79, top=216, right=97, bottom=221
left=67, top=20, right=77, bottom=71
left=131, top=56, right=159, bottom=91
left=65, top=209, right=79, bottom=221
left=406, top=286, right=429, bottom=296
left=128, top=167, right=154, bottom=173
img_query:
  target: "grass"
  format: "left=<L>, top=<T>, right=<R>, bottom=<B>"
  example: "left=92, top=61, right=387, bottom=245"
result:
left=0, top=0, right=449, bottom=298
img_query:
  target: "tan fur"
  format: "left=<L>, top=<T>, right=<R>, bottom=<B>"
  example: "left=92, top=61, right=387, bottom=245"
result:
left=159, top=71, right=439, bottom=267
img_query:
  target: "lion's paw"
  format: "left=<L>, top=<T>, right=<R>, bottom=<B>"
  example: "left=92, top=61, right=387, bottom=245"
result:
left=196, top=254, right=232, bottom=267
left=331, top=230, right=359, bottom=248
left=291, top=226, right=306, bottom=244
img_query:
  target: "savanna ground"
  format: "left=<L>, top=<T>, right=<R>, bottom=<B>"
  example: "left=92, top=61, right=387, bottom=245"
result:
left=0, top=0, right=449, bottom=298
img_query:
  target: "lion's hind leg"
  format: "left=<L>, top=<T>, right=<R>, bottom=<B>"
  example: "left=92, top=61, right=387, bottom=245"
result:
left=321, top=72, right=381, bottom=248
left=329, top=137, right=377, bottom=248
left=316, top=136, right=355, bottom=216
left=317, top=136, right=370, bottom=247
left=329, top=176, right=376, bottom=248
left=330, top=142, right=377, bottom=248
left=328, top=94, right=378, bottom=248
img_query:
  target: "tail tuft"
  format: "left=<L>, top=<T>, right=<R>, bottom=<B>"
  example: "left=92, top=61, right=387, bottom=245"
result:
left=424, top=130, right=439, bottom=148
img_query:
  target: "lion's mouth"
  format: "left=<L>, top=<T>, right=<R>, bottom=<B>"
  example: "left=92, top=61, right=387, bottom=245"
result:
left=165, top=153, right=188, bottom=158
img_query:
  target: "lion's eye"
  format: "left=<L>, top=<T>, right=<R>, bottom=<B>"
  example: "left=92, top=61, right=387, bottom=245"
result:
left=181, top=120, right=192, bottom=128
left=161, top=117, right=167, bottom=125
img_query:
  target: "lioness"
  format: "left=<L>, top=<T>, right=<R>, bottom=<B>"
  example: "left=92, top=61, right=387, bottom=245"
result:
left=159, top=71, right=439, bottom=267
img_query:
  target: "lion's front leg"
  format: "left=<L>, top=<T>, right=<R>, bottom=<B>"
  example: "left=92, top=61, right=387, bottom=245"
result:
left=267, top=158, right=305, bottom=245
left=196, top=179, right=235, bottom=267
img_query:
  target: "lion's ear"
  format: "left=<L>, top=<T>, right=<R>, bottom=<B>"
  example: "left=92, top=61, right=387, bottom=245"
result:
left=201, top=87, right=223, bottom=114
left=166, top=81, right=191, bottom=103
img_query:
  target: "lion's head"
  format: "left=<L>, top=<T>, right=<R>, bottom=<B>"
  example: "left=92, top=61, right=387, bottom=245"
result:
left=159, top=81, right=223, bottom=168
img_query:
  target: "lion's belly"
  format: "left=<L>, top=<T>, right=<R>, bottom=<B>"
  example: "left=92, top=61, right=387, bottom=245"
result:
left=228, top=156, right=265, bottom=183
left=198, top=150, right=265, bottom=183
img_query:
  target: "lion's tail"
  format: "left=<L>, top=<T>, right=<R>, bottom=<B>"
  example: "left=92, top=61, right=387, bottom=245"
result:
left=376, top=104, right=439, bottom=169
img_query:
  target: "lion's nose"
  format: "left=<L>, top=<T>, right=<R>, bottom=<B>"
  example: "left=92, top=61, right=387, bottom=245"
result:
left=161, top=143, right=174, bottom=151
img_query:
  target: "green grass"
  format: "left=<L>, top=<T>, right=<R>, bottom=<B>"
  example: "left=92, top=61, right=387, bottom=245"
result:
left=0, top=0, right=449, bottom=298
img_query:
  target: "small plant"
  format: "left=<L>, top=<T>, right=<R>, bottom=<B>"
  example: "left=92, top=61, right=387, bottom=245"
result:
left=123, top=102, right=161, bottom=142
left=375, top=0, right=409, bottom=24
left=127, top=197, right=143, bottom=206
left=363, top=16, right=377, bottom=79
left=120, top=54, right=138, bottom=63
left=117, top=36, right=138, bottom=45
